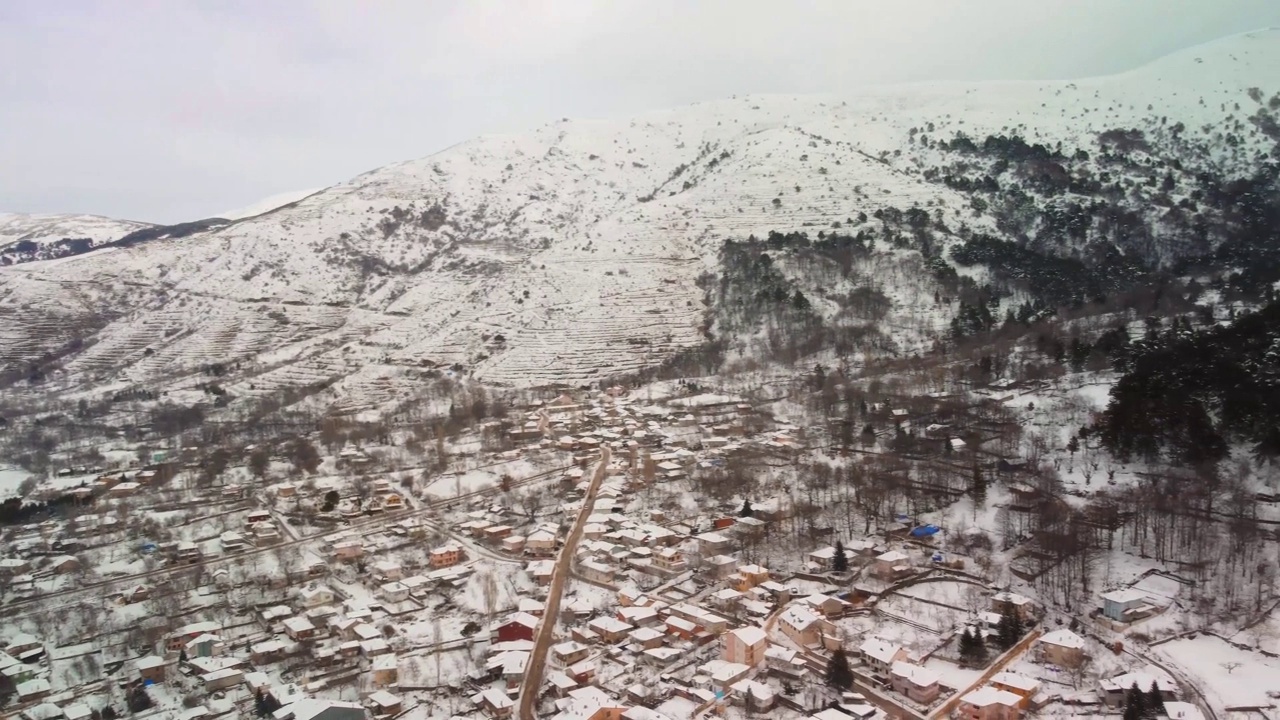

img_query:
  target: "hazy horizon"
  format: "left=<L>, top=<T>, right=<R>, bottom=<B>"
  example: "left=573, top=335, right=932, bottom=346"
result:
left=3, top=0, right=1279, bottom=224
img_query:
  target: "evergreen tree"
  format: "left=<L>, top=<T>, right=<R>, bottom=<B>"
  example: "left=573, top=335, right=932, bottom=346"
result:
left=995, top=604, right=1023, bottom=650
left=1145, top=680, right=1166, bottom=717
left=825, top=648, right=853, bottom=689
left=1123, top=682, right=1146, bottom=720
left=739, top=498, right=754, bottom=518
left=972, top=463, right=987, bottom=507
left=832, top=540, right=849, bottom=573
left=958, top=627, right=988, bottom=667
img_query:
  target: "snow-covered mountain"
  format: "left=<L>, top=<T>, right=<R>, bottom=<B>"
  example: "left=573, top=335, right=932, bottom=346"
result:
left=2, top=29, right=1278, bottom=412
left=0, top=212, right=152, bottom=265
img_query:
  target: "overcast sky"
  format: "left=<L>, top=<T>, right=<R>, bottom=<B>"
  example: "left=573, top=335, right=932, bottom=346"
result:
left=2, top=0, right=1278, bottom=224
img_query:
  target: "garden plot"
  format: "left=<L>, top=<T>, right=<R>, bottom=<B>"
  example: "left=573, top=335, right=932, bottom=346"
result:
left=894, top=580, right=988, bottom=613
left=840, top=610, right=946, bottom=660
left=1158, top=634, right=1280, bottom=713
left=875, top=586, right=975, bottom=636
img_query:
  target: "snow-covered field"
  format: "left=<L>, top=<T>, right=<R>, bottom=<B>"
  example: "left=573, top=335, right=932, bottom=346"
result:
left=0, top=466, right=31, bottom=499
left=1157, top=634, right=1280, bottom=712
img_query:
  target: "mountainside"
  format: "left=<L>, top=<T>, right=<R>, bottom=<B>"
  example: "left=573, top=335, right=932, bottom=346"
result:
left=2, top=29, right=1279, bottom=414
left=217, top=188, right=324, bottom=221
left=0, top=213, right=152, bottom=265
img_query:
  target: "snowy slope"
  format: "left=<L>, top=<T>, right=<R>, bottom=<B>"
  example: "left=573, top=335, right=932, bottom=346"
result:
left=0, top=212, right=152, bottom=264
left=1, top=29, right=1278, bottom=409
left=216, top=188, right=323, bottom=221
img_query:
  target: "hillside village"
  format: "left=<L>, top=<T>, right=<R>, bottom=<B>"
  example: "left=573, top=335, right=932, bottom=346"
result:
left=3, top=377, right=1275, bottom=720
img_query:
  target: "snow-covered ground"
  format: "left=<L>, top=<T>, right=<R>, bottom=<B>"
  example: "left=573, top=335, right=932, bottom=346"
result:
left=0, top=466, right=32, bottom=499
left=1157, top=634, right=1280, bottom=713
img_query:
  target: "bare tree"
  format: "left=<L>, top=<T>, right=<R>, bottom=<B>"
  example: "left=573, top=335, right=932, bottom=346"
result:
left=517, top=489, right=546, bottom=521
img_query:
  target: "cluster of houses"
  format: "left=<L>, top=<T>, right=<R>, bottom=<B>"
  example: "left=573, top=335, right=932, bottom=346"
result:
left=114, top=580, right=421, bottom=719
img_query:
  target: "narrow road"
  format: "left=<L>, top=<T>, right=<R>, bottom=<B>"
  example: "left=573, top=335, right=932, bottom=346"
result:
left=518, top=447, right=611, bottom=720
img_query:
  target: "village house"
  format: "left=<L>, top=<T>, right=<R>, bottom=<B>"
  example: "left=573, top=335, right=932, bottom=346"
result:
left=628, top=626, right=666, bottom=650
left=166, top=622, right=220, bottom=652
left=487, top=650, right=529, bottom=689
left=617, top=606, right=661, bottom=627
left=579, top=559, right=615, bottom=585
left=1036, top=629, right=1086, bottom=667
left=765, top=645, right=808, bottom=678
left=332, top=540, right=364, bottom=561
left=299, top=585, right=336, bottom=608
left=801, top=593, right=850, bottom=619
left=991, top=592, right=1035, bottom=621
left=203, top=667, right=244, bottom=692
left=705, top=554, right=739, bottom=579
left=709, top=588, right=744, bottom=614
left=808, top=545, right=845, bottom=572
left=696, top=532, right=734, bottom=556
left=109, top=481, right=140, bottom=498
left=494, top=613, right=540, bottom=643
left=588, top=616, right=634, bottom=644
left=135, top=655, right=167, bottom=684
left=502, top=535, right=527, bottom=554
left=554, top=686, right=627, bottom=720
left=730, top=564, right=770, bottom=592
left=651, top=547, right=687, bottom=572
left=526, top=530, right=558, bottom=556
left=16, top=679, right=52, bottom=703
left=430, top=544, right=462, bottom=568
left=958, top=687, right=1024, bottom=720
left=283, top=616, right=318, bottom=642
left=859, top=637, right=908, bottom=675
left=368, top=690, right=402, bottom=716
left=220, top=531, right=247, bottom=553
left=175, top=541, right=201, bottom=564
left=990, top=672, right=1040, bottom=706
left=1100, top=589, right=1157, bottom=623
left=722, top=626, right=768, bottom=667
left=379, top=581, right=409, bottom=603
left=871, top=550, right=912, bottom=580
left=551, top=641, right=591, bottom=668
left=183, top=633, right=222, bottom=658
left=641, top=647, right=683, bottom=668
left=372, top=653, right=398, bottom=686
left=548, top=671, right=579, bottom=698
left=890, top=661, right=941, bottom=704
left=778, top=605, right=831, bottom=648
left=372, top=560, right=402, bottom=581
left=250, top=640, right=287, bottom=665
left=483, top=525, right=515, bottom=542
left=477, top=687, right=515, bottom=718
left=50, top=555, right=81, bottom=574
left=730, top=679, right=777, bottom=713
left=527, top=559, right=555, bottom=586
left=665, top=615, right=701, bottom=641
